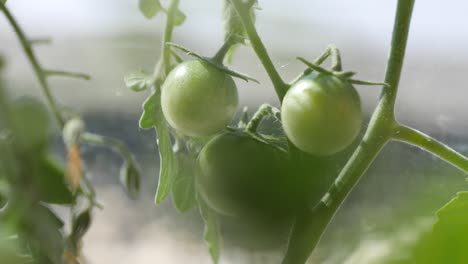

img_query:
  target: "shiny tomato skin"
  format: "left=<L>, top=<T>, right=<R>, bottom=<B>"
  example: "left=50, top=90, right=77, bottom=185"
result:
left=196, top=131, right=304, bottom=218
left=281, top=73, right=363, bottom=156
left=161, top=60, right=238, bottom=137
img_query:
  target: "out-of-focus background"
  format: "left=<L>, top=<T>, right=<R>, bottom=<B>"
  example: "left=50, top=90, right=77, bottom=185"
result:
left=1, top=0, right=467, bottom=263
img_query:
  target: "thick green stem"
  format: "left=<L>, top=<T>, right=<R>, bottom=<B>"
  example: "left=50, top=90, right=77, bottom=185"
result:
left=0, top=3, right=65, bottom=127
left=229, top=0, right=288, bottom=101
left=392, top=124, right=468, bottom=172
left=282, top=1, right=415, bottom=263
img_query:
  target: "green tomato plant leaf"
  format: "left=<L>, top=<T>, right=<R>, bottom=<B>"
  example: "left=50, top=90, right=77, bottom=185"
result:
left=139, top=90, right=177, bottom=204
left=428, top=191, right=468, bottom=262
left=139, top=0, right=163, bottom=19
left=399, top=191, right=468, bottom=264
left=174, top=9, right=186, bottom=26
left=223, top=0, right=257, bottom=64
left=124, top=70, right=150, bottom=92
left=19, top=204, right=65, bottom=264
left=172, top=175, right=196, bottom=212
left=35, top=157, right=74, bottom=205
left=119, top=161, right=141, bottom=199
left=172, top=153, right=196, bottom=212
left=70, top=207, right=92, bottom=242
left=197, top=195, right=221, bottom=264
left=10, top=97, right=50, bottom=152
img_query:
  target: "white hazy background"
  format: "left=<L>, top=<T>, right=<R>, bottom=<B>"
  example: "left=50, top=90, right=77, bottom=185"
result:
left=1, top=1, right=468, bottom=263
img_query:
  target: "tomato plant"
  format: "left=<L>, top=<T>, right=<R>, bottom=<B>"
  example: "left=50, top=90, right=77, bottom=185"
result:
left=282, top=72, right=363, bottom=156
left=3, top=0, right=468, bottom=264
left=0, top=3, right=140, bottom=263
left=161, top=59, right=238, bottom=137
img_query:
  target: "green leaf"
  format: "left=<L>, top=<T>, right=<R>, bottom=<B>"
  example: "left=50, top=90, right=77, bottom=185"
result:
left=0, top=0, right=6, bottom=5
left=172, top=154, right=196, bottom=212
left=71, top=208, right=92, bottom=242
left=35, top=157, right=74, bottom=205
left=119, top=162, right=140, bottom=199
left=174, top=9, right=186, bottom=26
left=139, top=0, right=163, bottom=19
left=198, top=196, right=221, bottom=264
left=20, top=204, right=65, bottom=264
left=435, top=191, right=468, bottom=218
left=124, top=70, right=150, bottom=92
left=224, top=0, right=251, bottom=45
left=10, top=97, right=50, bottom=151
left=404, top=192, right=468, bottom=264
left=223, top=0, right=257, bottom=63
left=173, top=176, right=195, bottom=212
left=139, top=91, right=177, bottom=204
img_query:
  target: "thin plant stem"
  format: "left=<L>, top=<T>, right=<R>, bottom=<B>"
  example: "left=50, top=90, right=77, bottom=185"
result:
left=0, top=4, right=65, bottom=127
left=392, top=124, right=468, bottom=173
left=229, top=0, right=288, bottom=101
left=81, top=132, right=136, bottom=165
left=245, top=104, right=281, bottom=133
left=161, top=0, right=181, bottom=78
left=44, top=70, right=91, bottom=80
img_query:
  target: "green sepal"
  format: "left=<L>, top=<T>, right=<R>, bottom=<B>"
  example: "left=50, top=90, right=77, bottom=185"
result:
left=167, top=42, right=259, bottom=83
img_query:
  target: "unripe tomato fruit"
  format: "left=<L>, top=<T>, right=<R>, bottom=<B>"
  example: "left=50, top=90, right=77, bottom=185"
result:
left=197, top=131, right=303, bottom=218
left=281, top=73, right=363, bottom=156
left=161, top=60, right=238, bottom=137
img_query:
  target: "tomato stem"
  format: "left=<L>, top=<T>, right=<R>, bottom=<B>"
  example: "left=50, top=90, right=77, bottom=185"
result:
left=157, top=0, right=181, bottom=81
left=245, top=104, right=281, bottom=133
left=282, top=1, right=415, bottom=263
left=229, top=0, right=288, bottom=101
left=0, top=3, right=65, bottom=128
left=329, top=44, right=342, bottom=71
left=1, top=1, right=136, bottom=217
left=392, top=124, right=468, bottom=173
left=212, top=40, right=233, bottom=64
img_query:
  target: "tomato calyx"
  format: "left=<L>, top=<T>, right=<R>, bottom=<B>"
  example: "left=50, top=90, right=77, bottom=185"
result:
left=166, top=42, right=259, bottom=83
left=296, top=56, right=389, bottom=88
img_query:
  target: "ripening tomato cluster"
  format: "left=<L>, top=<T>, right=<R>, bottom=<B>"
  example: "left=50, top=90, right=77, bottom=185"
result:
left=161, top=58, right=362, bottom=223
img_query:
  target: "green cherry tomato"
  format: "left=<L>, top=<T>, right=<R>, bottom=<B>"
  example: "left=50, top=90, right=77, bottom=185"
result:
left=197, top=131, right=304, bottom=218
left=161, top=60, right=238, bottom=137
left=281, top=73, right=363, bottom=156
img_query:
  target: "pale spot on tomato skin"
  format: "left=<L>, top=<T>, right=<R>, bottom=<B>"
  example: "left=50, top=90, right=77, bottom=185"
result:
left=174, top=66, right=187, bottom=78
